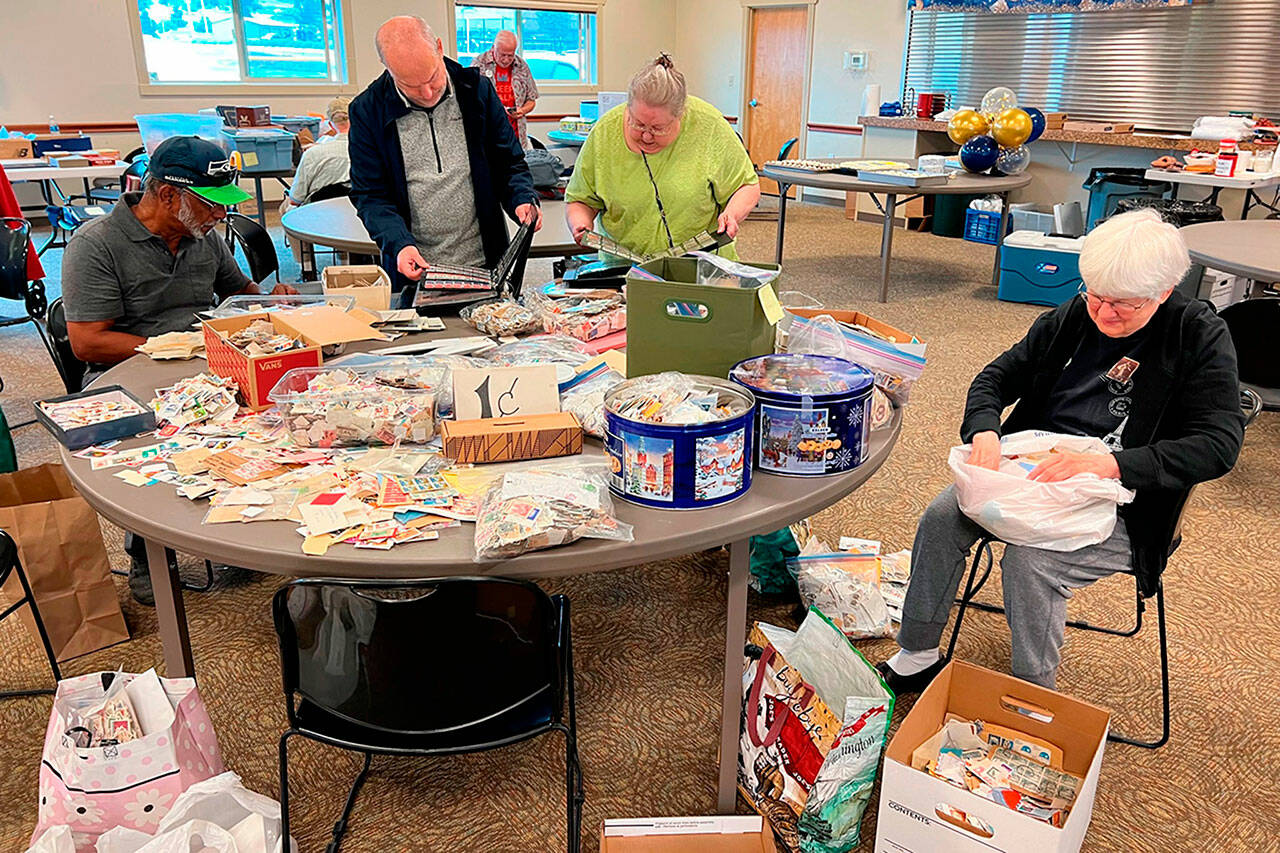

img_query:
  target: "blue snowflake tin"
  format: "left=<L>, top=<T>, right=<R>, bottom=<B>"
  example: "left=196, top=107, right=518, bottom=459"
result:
left=730, top=354, right=875, bottom=477
left=603, top=375, right=756, bottom=509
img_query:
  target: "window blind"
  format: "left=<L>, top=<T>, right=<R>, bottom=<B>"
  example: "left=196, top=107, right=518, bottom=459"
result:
left=902, top=0, right=1280, bottom=133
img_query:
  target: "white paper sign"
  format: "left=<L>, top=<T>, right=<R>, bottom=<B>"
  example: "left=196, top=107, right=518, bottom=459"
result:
left=451, top=365, right=561, bottom=421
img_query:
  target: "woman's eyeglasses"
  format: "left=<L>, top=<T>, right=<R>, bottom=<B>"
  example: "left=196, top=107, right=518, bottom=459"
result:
left=625, top=111, right=677, bottom=139
left=1077, top=284, right=1150, bottom=316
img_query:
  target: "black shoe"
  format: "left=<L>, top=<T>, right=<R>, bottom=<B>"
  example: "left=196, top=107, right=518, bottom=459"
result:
left=127, top=556, right=155, bottom=607
left=875, top=658, right=947, bottom=695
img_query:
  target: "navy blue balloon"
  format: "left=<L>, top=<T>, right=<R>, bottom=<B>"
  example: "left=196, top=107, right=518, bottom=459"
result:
left=959, top=135, right=999, bottom=173
left=1024, top=107, right=1046, bottom=143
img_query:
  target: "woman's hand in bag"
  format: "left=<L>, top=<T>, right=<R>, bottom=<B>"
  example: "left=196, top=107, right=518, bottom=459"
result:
left=967, top=431, right=1002, bottom=470
left=1028, top=450, right=1120, bottom=483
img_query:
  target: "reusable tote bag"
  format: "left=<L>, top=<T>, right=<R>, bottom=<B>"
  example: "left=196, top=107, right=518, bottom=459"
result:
left=32, top=670, right=224, bottom=852
left=739, top=609, right=894, bottom=852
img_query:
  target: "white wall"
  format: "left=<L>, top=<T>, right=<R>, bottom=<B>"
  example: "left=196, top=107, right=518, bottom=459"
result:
left=1, top=0, right=673, bottom=201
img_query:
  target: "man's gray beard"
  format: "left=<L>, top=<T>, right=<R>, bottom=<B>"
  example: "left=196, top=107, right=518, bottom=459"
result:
left=177, top=197, right=212, bottom=240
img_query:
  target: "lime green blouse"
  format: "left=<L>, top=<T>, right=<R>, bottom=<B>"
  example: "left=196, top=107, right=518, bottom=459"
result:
left=565, top=96, right=758, bottom=260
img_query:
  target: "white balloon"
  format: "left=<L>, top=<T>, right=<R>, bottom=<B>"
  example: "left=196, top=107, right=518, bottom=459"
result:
left=996, top=145, right=1031, bottom=175
left=980, top=86, right=1019, bottom=117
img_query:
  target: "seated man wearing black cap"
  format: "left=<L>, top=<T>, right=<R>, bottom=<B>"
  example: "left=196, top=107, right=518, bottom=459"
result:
left=63, top=136, right=297, bottom=604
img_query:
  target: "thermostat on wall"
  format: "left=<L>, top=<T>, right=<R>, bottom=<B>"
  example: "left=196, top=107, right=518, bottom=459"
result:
left=843, top=50, right=868, bottom=72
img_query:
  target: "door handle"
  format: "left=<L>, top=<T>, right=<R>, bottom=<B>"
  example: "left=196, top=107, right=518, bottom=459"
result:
left=749, top=99, right=759, bottom=108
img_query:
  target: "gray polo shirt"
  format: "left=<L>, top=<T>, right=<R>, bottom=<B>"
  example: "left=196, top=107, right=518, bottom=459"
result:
left=62, top=192, right=251, bottom=338
left=395, top=83, right=486, bottom=268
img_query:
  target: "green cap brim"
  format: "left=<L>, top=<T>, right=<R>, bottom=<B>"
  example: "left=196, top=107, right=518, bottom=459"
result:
left=190, top=183, right=253, bottom=206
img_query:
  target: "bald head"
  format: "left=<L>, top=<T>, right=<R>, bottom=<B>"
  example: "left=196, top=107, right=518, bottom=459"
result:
left=493, top=30, right=518, bottom=68
left=375, top=16, right=449, bottom=108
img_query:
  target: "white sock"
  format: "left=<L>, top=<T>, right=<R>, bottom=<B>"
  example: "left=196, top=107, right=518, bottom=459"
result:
left=886, top=648, right=940, bottom=676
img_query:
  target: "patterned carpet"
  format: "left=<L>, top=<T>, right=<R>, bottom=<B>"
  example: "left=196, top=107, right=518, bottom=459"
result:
left=1, top=203, right=1277, bottom=852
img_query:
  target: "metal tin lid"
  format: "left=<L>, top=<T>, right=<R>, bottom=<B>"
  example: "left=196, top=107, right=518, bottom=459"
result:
left=730, top=354, right=874, bottom=397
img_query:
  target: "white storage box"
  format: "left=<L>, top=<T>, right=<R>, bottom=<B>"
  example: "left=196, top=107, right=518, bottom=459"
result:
left=874, top=661, right=1110, bottom=853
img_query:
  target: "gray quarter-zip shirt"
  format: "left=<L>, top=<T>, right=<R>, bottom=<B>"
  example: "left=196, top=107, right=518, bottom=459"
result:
left=395, top=82, right=487, bottom=268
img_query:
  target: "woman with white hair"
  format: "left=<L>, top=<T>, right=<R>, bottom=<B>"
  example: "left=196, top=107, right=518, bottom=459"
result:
left=565, top=53, right=760, bottom=260
left=876, top=209, right=1245, bottom=692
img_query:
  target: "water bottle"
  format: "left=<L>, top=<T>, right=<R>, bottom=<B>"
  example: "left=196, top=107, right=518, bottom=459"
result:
left=48, top=115, right=59, bottom=134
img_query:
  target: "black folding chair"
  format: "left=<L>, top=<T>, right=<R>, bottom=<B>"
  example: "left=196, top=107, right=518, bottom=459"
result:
left=0, top=529, right=62, bottom=699
left=225, top=212, right=280, bottom=285
left=273, top=577, right=583, bottom=853
left=0, top=218, right=57, bottom=401
left=1220, top=297, right=1280, bottom=409
left=45, top=298, right=86, bottom=395
left=86, top=152, right=148, bottom=207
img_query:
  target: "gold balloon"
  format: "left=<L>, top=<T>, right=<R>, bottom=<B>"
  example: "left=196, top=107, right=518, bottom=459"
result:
left=992, top=108, right=1033, bottom=148
left=947, top=109, right=990, bottom=145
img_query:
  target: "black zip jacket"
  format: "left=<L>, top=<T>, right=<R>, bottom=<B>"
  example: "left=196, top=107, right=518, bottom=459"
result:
left=961, top=291, right=1244, bottom=594
left=348, top=57, right=537, bottom=293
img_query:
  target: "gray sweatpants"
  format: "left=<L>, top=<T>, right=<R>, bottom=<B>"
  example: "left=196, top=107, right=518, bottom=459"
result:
left=897, top=484, right=1131, bottom=688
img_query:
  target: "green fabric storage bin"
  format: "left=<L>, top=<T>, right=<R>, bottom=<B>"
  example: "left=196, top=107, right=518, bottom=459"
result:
left=625, top=257, right=781, bottom=379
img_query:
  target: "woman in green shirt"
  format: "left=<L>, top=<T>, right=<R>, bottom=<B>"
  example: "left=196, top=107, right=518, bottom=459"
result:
left=565, top=54, right=760, bottom=260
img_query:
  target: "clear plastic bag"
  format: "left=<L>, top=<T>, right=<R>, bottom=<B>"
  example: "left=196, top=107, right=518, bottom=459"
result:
left=787, top=550, right=894, bottom=640
left=787, top=313, right=925, bottom=405
left=460, top=298, right=542, bottom=336
left=474, top=464, right=633, bottom=560
left=691, top=250, right=781, bottom=288
left=560, top=368, right=625, bottom=438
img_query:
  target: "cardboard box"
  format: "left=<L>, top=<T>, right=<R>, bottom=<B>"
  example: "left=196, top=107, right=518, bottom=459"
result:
left=440, top=412, right=583, bottom=464
left=0, top=138, right=34, bottom=159
left=787, top=307, right=920, bottom=347
left=234, top=105, right=272, bottom=127
left=322, top=265, right=392, bottom=312
left=874, top=661, right=1110, bottom=853
left=601, top=816, right=778, bottom=852
left=848, top=191, right=927, bottom=228
left=1062, top=120, right=1133, bottom=134
left=53, top=156, right=91, bottom=168
left=35, top=386, right=156, bottom=450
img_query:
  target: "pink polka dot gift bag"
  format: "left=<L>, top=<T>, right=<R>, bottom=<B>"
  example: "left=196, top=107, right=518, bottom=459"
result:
left=31, top=669, right=224, bottom=852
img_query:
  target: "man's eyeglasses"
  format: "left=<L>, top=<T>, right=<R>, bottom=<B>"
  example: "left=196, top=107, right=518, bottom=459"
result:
left=1077, top=284, right=1151, bottom=316
left=181, top=188, right=226, bottom=215
left=625, top=111, right=677, bottom=139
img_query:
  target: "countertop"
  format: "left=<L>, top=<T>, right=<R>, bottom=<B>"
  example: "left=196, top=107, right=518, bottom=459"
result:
left=859, top=116, right=1264, bottom=152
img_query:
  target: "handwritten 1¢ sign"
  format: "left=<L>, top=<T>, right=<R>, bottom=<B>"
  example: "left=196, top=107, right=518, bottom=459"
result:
left=451, top=365, right=562, bottom=421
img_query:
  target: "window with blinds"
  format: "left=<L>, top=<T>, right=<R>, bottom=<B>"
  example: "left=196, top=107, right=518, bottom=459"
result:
left=902, top=0, right=1280, bottom=133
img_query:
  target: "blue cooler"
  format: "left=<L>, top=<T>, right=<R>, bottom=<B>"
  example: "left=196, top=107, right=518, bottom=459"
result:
left=998, top=231, right=1086, bottom=307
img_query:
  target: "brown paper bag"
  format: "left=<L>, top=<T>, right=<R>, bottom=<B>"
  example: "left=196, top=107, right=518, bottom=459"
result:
left=0, top=464, right=129, bottom=660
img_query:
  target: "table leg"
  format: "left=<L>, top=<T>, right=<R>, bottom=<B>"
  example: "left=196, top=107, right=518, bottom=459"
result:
left=878, top=194, right=898, bottom=303
left=992, top=193, right=1012, bottom=288
left=300, top=240, right=317, bottom=282
left=716, top=538, right=750, bottom=814
left=144, top=537, right=195, bottom=678
left=774, top=182, right=791, bottom=265
left=254, top=177, right=267, bottom=228
left=1242, top=190, right=1253, bottom=221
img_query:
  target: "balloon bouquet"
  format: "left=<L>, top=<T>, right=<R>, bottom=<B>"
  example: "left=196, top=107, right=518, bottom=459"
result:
left=947, top=87, right=1047, bottom=175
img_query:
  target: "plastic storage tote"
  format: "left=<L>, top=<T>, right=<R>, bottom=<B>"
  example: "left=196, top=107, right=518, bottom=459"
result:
left=135, top=114, right=228, bottom=154
left=220, top=128, right=294, bottom=172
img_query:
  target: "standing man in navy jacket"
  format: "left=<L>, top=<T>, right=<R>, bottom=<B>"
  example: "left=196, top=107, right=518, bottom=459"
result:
left=349, top=15, right=542, bottom=306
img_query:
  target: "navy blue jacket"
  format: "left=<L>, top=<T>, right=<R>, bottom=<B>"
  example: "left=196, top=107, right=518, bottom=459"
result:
left=348, top=57, right=537, bottom=293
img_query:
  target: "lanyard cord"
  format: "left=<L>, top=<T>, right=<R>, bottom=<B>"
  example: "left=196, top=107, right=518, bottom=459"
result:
left=641, top=152, right=676, bottom=249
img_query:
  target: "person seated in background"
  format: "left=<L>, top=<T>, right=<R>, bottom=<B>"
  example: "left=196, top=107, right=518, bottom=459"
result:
left=62, top=135, right=297, bottom=604
left=565, top=53, right=759, bottom=261
left=471, top=30, right=539, bottom=151
left=349, top=15, right=541, bottom=308
left=279, top=96, right=353, bottom=215
left=876, top=209, right=1244, bottom=693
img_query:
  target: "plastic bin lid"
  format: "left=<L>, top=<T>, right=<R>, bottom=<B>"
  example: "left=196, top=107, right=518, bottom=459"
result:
left=1003, top=230, right=1086, bottom=252
left=730, top=353, right=874, bottom=396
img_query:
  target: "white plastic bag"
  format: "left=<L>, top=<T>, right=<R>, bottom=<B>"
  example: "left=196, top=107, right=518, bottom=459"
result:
left=949, top=430, right=1135, bottom=552
left=26, top=826, right=76, bottom=853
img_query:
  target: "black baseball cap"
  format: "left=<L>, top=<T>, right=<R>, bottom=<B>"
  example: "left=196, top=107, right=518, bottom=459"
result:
left=145, top=136, right=253, bottom=206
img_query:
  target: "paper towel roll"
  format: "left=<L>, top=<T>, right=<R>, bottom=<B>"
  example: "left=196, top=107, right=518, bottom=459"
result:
left=862, top=84, right=881, bottom=119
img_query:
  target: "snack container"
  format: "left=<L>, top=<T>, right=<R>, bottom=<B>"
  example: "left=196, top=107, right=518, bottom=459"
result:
left=730, top=354, right=874, bottom=476
left=268, top=365, right=442, bottom=447
left=604, top=375, right=755, bottom=509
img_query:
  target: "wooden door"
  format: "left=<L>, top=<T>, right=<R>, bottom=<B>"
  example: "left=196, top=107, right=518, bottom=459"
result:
left=746, top=5, right=808, bottom=196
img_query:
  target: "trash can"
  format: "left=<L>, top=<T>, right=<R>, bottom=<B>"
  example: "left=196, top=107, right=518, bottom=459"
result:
left=1114, top=197, right=1225, bottom=227
left=1081, top=168, right=1173, bottom=231
left=932, top=194, right=979, bottom=238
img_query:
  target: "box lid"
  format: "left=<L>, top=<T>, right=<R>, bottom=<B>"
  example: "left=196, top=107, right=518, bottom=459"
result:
left=276, top=305, right=387, bottom=347
left=601, top=816, right=777, bottom=853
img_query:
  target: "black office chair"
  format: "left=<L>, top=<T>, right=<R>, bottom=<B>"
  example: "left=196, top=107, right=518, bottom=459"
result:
left=225, top=212, right=280, bottom=285
left=45, top=298, right=86, bottom=395
left=1, top=218, right=50, bottom=326
left=87, top=151, right=148, bottom=207
left=0, top=529, right=63, bottom=699
left=1219, top=297, right=1280, bottom=409
left=273, top=577, right=583, bottom=853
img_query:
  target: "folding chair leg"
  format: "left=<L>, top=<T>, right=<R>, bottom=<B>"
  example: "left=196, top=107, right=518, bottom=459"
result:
left=0, top=557, right=62, bottom=699
left=278, top=731, right=295, bottom=850
left=1107, top=584, right=1171, bottom=749
left=945, top=539, right=995, bottom=661
left=327, top=752, right=373, bottom=853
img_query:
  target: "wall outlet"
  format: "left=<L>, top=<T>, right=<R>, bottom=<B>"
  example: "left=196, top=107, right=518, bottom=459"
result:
left=843, top=50, right=868, bottom=72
